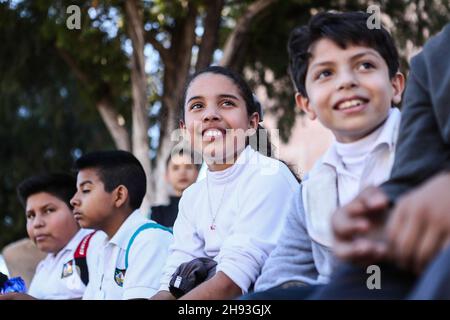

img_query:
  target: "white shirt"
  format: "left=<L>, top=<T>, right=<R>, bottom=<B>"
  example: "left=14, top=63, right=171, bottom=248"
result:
left=159, top=146, right=300, bottom=294
left=28, top=229, right=93, bottom=299
left=82, top=210, right=173, bottom=300
left=322, top=108, right=401, bottom=206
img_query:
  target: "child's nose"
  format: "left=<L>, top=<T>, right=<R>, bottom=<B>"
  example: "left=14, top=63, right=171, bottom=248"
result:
left=33, top=215, right=45, bottom=229
left=336, top=71, right=358, bottom=90
left=202, top=106, right=221, bottom=122
left=70, top=194, right=80, bottom=207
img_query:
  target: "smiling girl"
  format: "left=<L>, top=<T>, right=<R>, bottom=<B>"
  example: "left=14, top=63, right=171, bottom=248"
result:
left=151, top=66, right=301, bottom=300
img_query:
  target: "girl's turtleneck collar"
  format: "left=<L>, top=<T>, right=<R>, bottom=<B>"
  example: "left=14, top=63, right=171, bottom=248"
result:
left=206, top=146, right=256, bottom=185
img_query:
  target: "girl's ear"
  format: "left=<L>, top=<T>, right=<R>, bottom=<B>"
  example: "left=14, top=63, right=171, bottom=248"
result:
left=248, top=112, right=260, bottom=130
left=113, top=185, right=129, bottom=208
left=179, top=119, right=186, bottom=129
left=391, top=72, right=405, bottom=105
left=295, top=92, right=317, bottom=120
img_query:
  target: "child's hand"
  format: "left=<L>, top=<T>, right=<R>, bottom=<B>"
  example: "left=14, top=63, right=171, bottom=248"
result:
left=0, top=292, right=36, bottom=300
left=332, top=186, right=390, bottom=265
left=386, top=172, right=450, bottom=274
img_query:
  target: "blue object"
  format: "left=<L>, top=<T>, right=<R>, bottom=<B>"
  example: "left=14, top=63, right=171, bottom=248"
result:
left=0, top=277, right=27, bottom=294
left=125, top=222, right=173, bottom=269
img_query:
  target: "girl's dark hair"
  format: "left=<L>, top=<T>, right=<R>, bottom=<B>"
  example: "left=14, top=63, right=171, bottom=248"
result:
left=288, top=11, right=400, bottom=97
left=181, top=66, right=271, bottom=156
left=181, top=66, right=301, bottom=182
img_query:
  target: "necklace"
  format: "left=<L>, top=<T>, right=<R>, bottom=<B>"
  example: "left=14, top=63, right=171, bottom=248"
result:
left=206, top=173, right=227, bottom=231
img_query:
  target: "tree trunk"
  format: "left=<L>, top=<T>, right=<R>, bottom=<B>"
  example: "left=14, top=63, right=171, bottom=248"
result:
left=195, top=0, right=225, bottom=71
left=151, top=2, right=198, bottom=205
left=125, top=0, right=153, bottom=213
left=220, top=0, right=278, bottom=70
left=97, top=97, right=131, bottom=151
left=56, top=46, right=131, bottom=151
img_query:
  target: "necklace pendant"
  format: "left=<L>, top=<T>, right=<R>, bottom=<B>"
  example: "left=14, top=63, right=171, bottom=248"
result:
left=210, top=224, right=216, bottom=231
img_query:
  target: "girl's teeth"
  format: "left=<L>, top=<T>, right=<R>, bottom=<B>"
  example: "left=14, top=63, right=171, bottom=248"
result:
left=205, top=130, right=222, bottom=137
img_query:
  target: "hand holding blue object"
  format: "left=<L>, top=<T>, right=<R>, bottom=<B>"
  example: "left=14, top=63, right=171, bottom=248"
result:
left=0, top=272, right=27, bottom=294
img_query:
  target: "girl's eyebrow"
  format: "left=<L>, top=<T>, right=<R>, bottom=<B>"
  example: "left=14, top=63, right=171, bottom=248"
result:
left=187, top=95, right=203, bottom=103
left=187, top=94, right=239, bottom=103
left=218, top=94, right=239, bottom=100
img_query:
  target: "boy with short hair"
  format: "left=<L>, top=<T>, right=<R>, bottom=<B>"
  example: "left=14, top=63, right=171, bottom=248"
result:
left=150, top=150, right=199, bottom=228
left=312, top=23, right=450, bottom=300
left=252, top=11, right=405, bottom=297
left=70, top=150, right=173, bottom=300
left=1, top=173, right=95, bottom=300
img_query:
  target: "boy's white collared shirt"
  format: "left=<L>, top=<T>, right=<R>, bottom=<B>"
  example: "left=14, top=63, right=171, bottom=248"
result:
left=82, top=210, right=173, bottom=300
left=28, top=228, right=93, bottom=299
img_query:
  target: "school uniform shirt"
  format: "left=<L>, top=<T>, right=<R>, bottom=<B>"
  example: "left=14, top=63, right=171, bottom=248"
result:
left=82, top=210, right=173, bottom=300
left=28, top=228, right=94, bottom=299
left=159, top=146, right=301, bottom=294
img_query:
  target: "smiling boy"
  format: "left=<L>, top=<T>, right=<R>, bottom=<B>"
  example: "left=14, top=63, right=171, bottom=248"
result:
left=252, top=11, right=405, bottom=298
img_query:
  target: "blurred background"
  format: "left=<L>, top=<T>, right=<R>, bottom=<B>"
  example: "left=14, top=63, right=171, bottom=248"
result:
left=0, top=0, right=449, bottom=259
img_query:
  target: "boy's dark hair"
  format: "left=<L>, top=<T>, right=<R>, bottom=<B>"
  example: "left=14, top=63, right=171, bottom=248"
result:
left=17, top=173, right=77, bottom=209
left=73, top=150, right=146, bottom=210
left=166, top=147, right=201, bottom=171
left=288, top=11, right=400, bottom=97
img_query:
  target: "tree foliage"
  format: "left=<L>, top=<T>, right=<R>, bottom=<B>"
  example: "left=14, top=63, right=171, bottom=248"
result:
left=1, top=0, right=449, bottom=248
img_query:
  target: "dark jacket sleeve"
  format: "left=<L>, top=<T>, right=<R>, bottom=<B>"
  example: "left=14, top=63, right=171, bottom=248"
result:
left=381, top=24, right=450, bottom=203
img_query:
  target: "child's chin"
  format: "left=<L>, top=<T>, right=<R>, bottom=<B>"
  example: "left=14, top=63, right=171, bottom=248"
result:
left=77, top=220, right=91, bottom=229
left=36, top=244, right=56, bottom=253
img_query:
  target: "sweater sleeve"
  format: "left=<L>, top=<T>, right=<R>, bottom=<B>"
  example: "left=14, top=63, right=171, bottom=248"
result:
left=215, top=166, right=298, bottom=293
left=254, top=184, right=319, bottom=291
left=159, top=194, right=205, bottom=292
left=381, top=25, right=450, bottom=202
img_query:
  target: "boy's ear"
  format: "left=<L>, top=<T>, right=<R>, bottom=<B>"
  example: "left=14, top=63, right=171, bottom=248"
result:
left=113, top=185, right=129, bottom=208
left=295, top=92, right=317, bottom=120
left=391, top=72, right=405, bottom=105
left=179, top=120, right=186, bottom=129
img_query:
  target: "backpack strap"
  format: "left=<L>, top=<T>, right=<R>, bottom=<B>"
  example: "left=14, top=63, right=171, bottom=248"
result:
left=74, top=231, right=97, bottom=286
left=125, top=223, right=173, bottom=270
